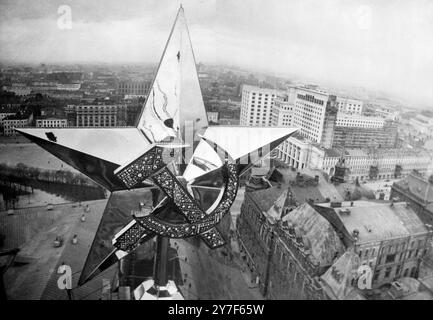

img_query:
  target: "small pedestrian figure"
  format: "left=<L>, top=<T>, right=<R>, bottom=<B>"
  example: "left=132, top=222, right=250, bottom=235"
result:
left=81, top=214, right=86, bottom=222
left=72, top=234, right=78, bottom=245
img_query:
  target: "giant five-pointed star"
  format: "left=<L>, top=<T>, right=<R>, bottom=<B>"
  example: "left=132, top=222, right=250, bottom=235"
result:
left=16, top=7, right=298, bottom=285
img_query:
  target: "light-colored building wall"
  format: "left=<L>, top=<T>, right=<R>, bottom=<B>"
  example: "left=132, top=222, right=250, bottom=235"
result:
left=36, top=118, right=68, bottom=128
left=293, top=87, right=331, bottom=144
left=2, top=117, right=31, bottom=135
left=65, top=104, right=127, bottom=127
left=336, top=97, right=363, bottom=115
left=335, top=114, right=385, bottom=128
left=240, top=85, right=283, bottom=127
left=271, top=87, right=297, bottom=127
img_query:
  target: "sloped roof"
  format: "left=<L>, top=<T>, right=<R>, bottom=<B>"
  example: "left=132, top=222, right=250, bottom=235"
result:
left=316, top=201, right=428, bottom=243
left=248, top=185, right=287, bottom=213
left=324, top=148, right=342, bottom=158
left=320, top=251, right=365, bottom=300
left=281, top=203, right=346, bottom=267
left=393, top=172, right=433, bottom=205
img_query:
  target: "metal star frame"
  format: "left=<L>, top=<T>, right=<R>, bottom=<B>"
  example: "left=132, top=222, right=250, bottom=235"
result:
left=16, top=7, right=298, bottom=285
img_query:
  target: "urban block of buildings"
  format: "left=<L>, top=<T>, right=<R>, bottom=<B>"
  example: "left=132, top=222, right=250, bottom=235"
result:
left=65, top=104, right=127, bottom=127
left=237, top=168, right=433, bottom=299
left=240, top=84, right=431, bottom=182
left=1, top=113, right=34, bottom=136
left=391, top=171, right=433, bottom=226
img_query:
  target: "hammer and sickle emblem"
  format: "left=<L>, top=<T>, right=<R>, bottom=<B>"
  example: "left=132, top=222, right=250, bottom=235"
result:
left=113, top=138, right=239, bottom=251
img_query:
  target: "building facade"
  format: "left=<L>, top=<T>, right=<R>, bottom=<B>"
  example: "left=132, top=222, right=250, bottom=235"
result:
left=237, top=190, right=337, bottom=299
left=271, top=87, right=297, bottom=127
left=2, top=113, right=33, bottom=135
left=116, top=80, right=151, bottom=98
left=335, top=113, right=385, bottom=128
left=336, top=97, right=363, bottom=115
left=237, top=179, right=432, bottom=299
left=276, top=143, right=432, bottom=182
left=315, top=201, right=432, bottom=289
left=35, top=117, right=68, bottom=128
left=331, top=120, right=398, bottom=149
left=292, top=87, right=337, bottom=144
left=65, top=104, right=127, bottom=127
left=240, top=85, right=283, bottom=127
left=319, top=148, right=432, bottom=182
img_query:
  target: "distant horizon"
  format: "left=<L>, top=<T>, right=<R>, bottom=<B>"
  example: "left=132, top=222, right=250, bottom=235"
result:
left=0, top=0, right=433, bottom=108
left=1, top=0, right=432, bottom=110
left=1, top=59, right=428, bottom=111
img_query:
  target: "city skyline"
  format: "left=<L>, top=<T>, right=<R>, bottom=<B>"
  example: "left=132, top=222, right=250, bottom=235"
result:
left=0, top=0, right=432, bottom=108
left=2, top=1, right=433, bottom=302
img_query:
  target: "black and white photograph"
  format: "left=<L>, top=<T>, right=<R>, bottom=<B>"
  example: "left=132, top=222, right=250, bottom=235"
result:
left=1, top=0, right=433, bottom=305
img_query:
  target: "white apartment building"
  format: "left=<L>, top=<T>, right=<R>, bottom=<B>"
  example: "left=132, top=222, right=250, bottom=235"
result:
left=277, top=142, right=432, bottom=182
left=292, top=87, right=335, bottom=144
left=335, top=114, right=385, bottom=128
left=276, top=133, right=324, bottom=170
left=271, top=87, right=297, bottom=127
left=240, top=85, right=283, bottom=127
left=36, top=117, right=68, bottom=128
left=336, top=97, right=363, bottom=115
left=247, top=85, right=336, bottom=145
left=2, top=114, right=33, bottom=135
left=318, top=148, right=433, bottom=181
left=65, top=104, right=127, bottom=127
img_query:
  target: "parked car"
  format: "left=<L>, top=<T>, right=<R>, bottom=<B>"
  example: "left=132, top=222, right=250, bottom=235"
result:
left=53, top=236, right=63, bottom=248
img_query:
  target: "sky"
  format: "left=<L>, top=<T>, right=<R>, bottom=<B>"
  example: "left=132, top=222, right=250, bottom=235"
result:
left=0, top=0, right=432, bottom=107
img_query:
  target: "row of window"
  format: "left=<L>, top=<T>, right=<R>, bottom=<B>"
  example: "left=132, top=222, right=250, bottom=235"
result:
left=373, top=265, right=417, bottom=282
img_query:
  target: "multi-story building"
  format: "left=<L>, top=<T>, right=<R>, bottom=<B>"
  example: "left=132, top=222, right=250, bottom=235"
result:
left=116, top=80, right=151, bottom=98
left=331, top=120, right=398, bottom=149
left=271, top=87, right=297, bottom=127
left=65, top=104, right=127, bottom=127
left=270, top=87, right=396, bottom=150
left=276, top=142, right=432, bottom=182
left=366, top=104, right=400, bottom=120
left=206, top=111, right=219, bottom=124
left=237, top=176, right=432, bottom=299
left=240, top=85, right=283, bottom=127
left=1, top=113, right=33, bottom=135
left=315, top=201, right=432, bottom=289
left=319, top=148, right=432, bottom=182
left=6, top=85, right=32, bottom=96
left=335, top=114, right=385, bottom=128
left=275, top=133, right=323, bottom=171
left=391, top=172, right=433, bottom=226
left=336, top=97, right=363, bottom=115
left=35, top=117, right=68, bottom=128
left=292, top=87, right=337, bottom=144
left=0, top=111, right=17, bottom=122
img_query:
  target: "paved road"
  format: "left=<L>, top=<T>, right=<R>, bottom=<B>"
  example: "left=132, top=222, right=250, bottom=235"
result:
left=175, top=237, right=263, bottom=300
left=3, top=200, right=109, bottom=300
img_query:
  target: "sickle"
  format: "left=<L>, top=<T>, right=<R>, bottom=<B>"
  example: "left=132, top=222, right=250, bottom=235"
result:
left=113, top=139, right=239, bottom=251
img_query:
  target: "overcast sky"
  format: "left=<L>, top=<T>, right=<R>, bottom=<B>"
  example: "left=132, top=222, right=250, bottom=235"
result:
left=0, top=0, right=432, bottom=107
